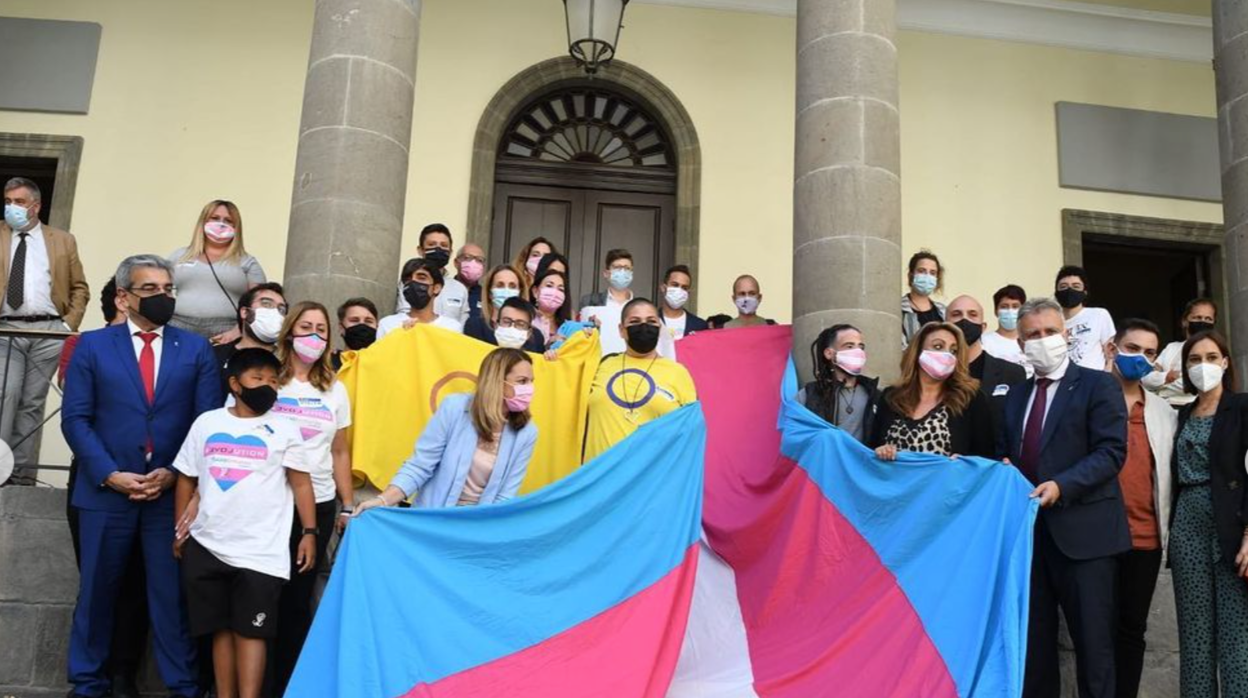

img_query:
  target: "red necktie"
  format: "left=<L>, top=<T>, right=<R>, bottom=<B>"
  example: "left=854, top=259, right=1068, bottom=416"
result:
left=1019, top=378, right=1052, bottom=483
left=138, top=332, right=157, bottom=455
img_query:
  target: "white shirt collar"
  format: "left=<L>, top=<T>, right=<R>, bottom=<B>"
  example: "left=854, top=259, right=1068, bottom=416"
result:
left=127, top=317, right=166, bottom=338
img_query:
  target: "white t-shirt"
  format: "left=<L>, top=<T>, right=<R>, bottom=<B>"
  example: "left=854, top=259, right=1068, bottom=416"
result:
left=271, top=379, right=352, bottom=503
left=376, top=312, right=464, bottom=340
left=1065, top=307, right=1116, bottom=371
left=664, top=312, right=688, bottom=340
left=1147, top=340, right=1196, bottom=406
left=982, top=331, right=1033, bottom=377
left=173, top=408, right=310, bottom=580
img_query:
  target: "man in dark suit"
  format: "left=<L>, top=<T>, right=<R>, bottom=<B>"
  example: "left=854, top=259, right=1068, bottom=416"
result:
left=947, top=295, right=1027, bottom=443
left=658, top=264, right=708, bottom=338
left=1002, top=297, right=1129, bottom=698
left=62, top=254, right=222, bottom=698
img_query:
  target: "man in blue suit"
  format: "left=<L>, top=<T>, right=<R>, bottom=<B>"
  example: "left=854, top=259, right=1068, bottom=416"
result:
left=63, top=254, right=222, bottom=698
left=1002, top=297, right=1129, bottom=698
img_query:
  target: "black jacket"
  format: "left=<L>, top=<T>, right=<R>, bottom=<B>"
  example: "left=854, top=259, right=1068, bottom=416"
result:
left=802, top=375, right=881, bottom=444
left=1172, top=392, right=1248, bottom=566
left=970, top=351, right=1028, bottom=448
left=870, top=387, right=997, bottom=459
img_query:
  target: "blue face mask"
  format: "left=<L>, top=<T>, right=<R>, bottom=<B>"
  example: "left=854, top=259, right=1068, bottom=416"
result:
left=1114, top=352, right=1154, bottom=382
left=998, top=308, right=1019, bottom=331
left=911, top=273, right=938, bottom=296
left=609, top=268, right=633, bottom=291
left=4, top=204, right=30, bottom=230
left=491, top=287, right=519, bottom=309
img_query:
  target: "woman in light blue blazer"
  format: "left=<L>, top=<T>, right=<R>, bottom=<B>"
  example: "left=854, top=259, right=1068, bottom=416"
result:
left=355, top=348, right=537, bottom=511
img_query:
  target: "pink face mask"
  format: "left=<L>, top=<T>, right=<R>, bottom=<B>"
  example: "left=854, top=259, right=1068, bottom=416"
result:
left=537, top=287, right=565, bottom=313
left=919, top=350, right=957, bottom=381
left=505, top=382, right=535, bottom=412
left=292, top=334, right=328, bottom=364
left=526, top=255, right=542, bottom=275
left=459, top=259, right=484, bottom=283
left=204, top=221, right=236, bottom=244
left=834, top=348, right=867, bottom=375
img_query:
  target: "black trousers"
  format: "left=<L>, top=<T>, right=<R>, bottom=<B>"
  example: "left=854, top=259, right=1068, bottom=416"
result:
left=267, top=500, right=337, bottom=697
left=1024, top=520, right=1120, bottom=698
left=1114, top=548, right=1162, bottom=698
left=66, top=457, right=150, bottom=680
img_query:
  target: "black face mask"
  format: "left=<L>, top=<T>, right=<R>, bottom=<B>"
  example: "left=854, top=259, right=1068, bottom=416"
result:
left=1188, top=321, right=1215, bottom=337
left=423, top=248, right=450, bottom=269
left=403, top=282, right=433, bottom=310
left=625, top=323, right=661, bottom=354
left=344, top=323, right=377, bottom=350
left=955, top=319, right=983, bottom=346
left=237, top=384, right=278, bottom=414
left=1055, top=289, right=1087, bottom=310
left=136, top=293, right=176, bottom=327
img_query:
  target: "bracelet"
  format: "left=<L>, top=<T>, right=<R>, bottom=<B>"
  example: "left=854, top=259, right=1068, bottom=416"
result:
left=301, top=527, right=318, bottom=537
left=372, top=495, right=388, bottom=507
left=339, top=506, right=355, bottom=516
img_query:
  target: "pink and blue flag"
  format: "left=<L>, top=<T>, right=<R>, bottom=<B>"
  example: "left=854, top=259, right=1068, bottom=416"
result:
left=289, top=325, right=1037, bottom=697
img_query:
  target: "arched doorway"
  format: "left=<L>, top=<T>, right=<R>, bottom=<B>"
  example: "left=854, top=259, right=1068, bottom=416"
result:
left=467, top=57, right=702, bottom=309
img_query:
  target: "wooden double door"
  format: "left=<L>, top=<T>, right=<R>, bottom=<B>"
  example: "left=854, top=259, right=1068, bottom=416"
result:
left=491, top=182, right=676, bottom=307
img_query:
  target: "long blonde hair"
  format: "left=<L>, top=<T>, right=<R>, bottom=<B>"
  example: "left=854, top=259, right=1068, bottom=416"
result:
left=276, top=301, right=336, bottom=392
left=470, top=348, right=533, bottom=441
left=886, top=322, right=980, bottom=417
left=178, top=199, right=247, bottom=264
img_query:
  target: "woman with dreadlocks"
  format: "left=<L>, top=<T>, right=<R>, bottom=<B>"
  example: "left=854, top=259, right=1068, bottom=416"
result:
left=796, top=324, right=881, bottom=445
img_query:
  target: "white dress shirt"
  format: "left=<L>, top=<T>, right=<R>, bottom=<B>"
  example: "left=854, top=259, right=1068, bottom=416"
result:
left=3, top=222, right=57, bottom=316
left=1023, top=357, right=1070, bottom=435
left=127, top=318, right=165, bottom=390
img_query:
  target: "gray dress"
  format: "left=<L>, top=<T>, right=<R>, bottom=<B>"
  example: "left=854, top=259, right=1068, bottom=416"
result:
left=167, top=247, right=266, bottom=339
left=1170, top=414, right=1248, bottom=698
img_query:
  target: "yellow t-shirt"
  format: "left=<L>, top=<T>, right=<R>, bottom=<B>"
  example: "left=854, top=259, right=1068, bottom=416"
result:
left=582, top=354, right=698, bottom=464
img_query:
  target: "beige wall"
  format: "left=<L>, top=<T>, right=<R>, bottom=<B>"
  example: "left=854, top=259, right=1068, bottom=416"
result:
left=0, top=0, right=1224, bottom=472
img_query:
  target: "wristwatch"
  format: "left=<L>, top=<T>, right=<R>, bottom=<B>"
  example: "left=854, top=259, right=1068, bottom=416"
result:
left=301, top=527, right=318, bottom=537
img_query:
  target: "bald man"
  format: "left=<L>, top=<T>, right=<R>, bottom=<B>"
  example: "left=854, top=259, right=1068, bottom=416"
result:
left=946, top=294, right=1027, bottom=438
left=725, top=275, right=773, bottom=328
left=453, top=243, right=487, bottom=321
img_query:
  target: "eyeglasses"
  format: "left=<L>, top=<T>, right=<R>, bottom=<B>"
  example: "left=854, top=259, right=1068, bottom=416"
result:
left=127, top=284, right=177, bottom=298
left=253, top=297, right=289, bottom=314
left=497, top=318, right=531, bottom=331
left=459, top=254, right=486, bottom=264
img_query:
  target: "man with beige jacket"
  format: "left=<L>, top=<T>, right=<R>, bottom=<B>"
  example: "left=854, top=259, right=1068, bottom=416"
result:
left=1, top=176, right=89, bottom=484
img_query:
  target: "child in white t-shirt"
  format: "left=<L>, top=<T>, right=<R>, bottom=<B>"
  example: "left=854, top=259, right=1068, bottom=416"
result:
left=172, top=348, right=317, bottom=698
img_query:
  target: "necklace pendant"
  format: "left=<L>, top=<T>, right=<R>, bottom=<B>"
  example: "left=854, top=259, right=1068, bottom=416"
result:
left=846, top=405, right=854, bottom=414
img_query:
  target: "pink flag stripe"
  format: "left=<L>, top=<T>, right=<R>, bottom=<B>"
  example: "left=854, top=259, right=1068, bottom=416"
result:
left=399, top=544, right=701, bottom=698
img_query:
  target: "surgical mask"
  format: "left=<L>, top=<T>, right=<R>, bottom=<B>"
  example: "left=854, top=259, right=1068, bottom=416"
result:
left=238, top=384, right=278, bottom=414
left=505, top=382, right=535, bottom=412
left=1114, top=353, right=1154, bottom=382
left=609, top=268, right=633, bottom=291
left=4, top=204, right=31, bottom=231
left=343, top=324, right=377, bottom=350
left=625, top=323, right=661, bottom=354
left=998, top=308, right=1020, bottom=331
left=136, top=293, right=177, bottom=328
left=735, top=295, right=760, bottom=315
left=834, top=348, right=867, bottom=376
left=1189, top=362, right=1226, bottom=393
left=292, top=334, right=327, bottom=364
left=495, top=325, right=528, bottom=349
left=911, top=273, right=938, bottom=296
left=491, top=287, right=520, bottom=309
left=919, top=350, right=957, bottom=381
left=403, top=282, right=432, bottom=310
left=537, top=287, right=565, bottom=313
left=249, top=307, right=285, bottom=344
left=1055, top=289, right=1086, bottom=309
left=665, top=286, right=689, bottom=310
left=1187, top=321, right=1215, bottom=336
left=1024, top=334, right=1069, bottom=376
left=458, top=259, right=484, bottom=284
left=954, top=319, right=983, bottom=346
left=203, top=221, right=236, bottom=244
left=423, top=248, right=450, bottom=269
left=525, top=255, right=541, bottom=276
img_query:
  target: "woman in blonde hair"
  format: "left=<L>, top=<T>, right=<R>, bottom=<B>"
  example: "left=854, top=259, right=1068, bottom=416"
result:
left=355, top=347, right=537, bottom=514
left=870, top=321, right=996, bottom=460
left=168, top=199, right=267, bottom=343
left=267, top=301, right=354, bottom=696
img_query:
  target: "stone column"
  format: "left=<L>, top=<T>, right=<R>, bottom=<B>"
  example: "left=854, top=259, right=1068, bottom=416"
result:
left=283, top=0, right=421, bottom=317
left=792, top=0, right=902, bottom=382
left=1215, top=2, right=1248, bottom=380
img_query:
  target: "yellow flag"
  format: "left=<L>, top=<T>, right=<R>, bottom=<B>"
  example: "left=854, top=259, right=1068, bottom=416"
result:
left=338, top=324, right=601, bottom=494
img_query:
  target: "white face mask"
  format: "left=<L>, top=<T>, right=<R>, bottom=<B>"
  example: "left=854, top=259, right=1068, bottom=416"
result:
left=1189, top=362, right=1226, bottom=394
left=249, top=307, right=285, bottom=344
left=494, top=325, right=528, bottom=350
left=1023, top=333, right=1068, bottom=376
left=665, top=286, right=689, bottom=310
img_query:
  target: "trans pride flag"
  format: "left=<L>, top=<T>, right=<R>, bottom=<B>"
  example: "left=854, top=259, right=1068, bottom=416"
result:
left=289, top=325, right=1037, bottom=697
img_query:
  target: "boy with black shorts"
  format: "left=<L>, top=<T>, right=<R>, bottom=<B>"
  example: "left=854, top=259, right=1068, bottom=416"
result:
left=173, top=348, right=317, bottom=698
